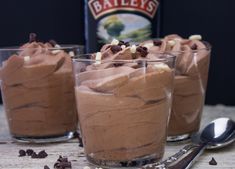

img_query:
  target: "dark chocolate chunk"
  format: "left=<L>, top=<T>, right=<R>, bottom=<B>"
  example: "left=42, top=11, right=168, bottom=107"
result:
left=29, top=33, right=37, bottom=43
left=153, top=40, right=162, bottom=46
left=54, top=156, right=72, bottom=169
left=191, top=44, right=198, bottom=50
left=118, top=40, right=125, bottom=46
left=44, top=165, right=50, bottom=169
left=136, top=46, right=148, bottom=57
left=124, top=42, right=130, bottom=47
left=49, top=40, right=57, bottom=47
left=18, top=150, right=26, bottom=157
left=31, top=152, right=38, bottom=158
left=77, top=133, right=83, bottom=147
left=111, top=45, right=122, bottom=54
left=37, top=150, right=48, bottom=158
left=26, top=149, right=34, bottom=156
left=209, top=157, right=217, bottom=165
left=113, top=63, right=124, bottom=67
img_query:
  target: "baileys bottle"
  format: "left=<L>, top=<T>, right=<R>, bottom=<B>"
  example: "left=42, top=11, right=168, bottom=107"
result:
left=85, top=0, right=161, bottom=52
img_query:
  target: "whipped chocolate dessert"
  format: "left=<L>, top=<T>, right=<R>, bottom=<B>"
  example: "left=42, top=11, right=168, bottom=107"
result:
left=0, top=34, right=78, bottom=138
left=74, top=40, right=175, bottom=166
left=142, top=34, right=211, bottom=138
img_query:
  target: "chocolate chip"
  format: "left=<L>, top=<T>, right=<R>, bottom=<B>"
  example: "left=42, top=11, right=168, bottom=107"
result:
left=37, top=150, right=48, bottom=158
left=191, top=44, right=198, bottom=50
left=118, top=40, right=125, bottom=46
left=57, top=156, right=68, bottom=163
left=29, top=33, right=37, bottom=43
left=49, top=40, right=57, bottom=47
left=26, top=149, right=34, bottom=156
left=153, top=40, right=162, bottom=46
left=209, top=157, right=217, bottom=165
left=19, top=150, right=26, bottom=157
left=31, top=152, right=38, bottom=158
left=113, top=63, right=123, bottom=67
left=136, top=46, right=148, bottom=57
left=124, top=42, right=130, bottom=47
left=111, top=45, right=122, bottom=54
left=76, top=132, right=83, bottom=147
left=44, top=165, right=50, bottom=169
left=54, top=156, right=72, bottom=169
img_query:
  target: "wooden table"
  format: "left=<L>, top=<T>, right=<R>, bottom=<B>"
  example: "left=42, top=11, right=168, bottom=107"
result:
left=0, top=105, right=234, bottom=169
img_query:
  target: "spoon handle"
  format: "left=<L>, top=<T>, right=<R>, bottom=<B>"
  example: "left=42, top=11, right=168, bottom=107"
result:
left=168, top=142, right=207, bottom=169
left=141, top=144, right=199, bottom=169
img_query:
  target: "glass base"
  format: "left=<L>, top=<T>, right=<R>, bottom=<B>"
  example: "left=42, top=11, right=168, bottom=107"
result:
left=167, top=133, right=191, bottom=142
left=87, top=153, right=160, bottom=168
left=12, top=131, right=75, bottom=143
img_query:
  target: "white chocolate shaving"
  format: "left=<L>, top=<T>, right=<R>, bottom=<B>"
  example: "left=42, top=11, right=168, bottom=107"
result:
left=143, top=43, right=154, bottom=49
left=154, top=63, right=171, bottom=71
left=55, top=44, right=61, bottom=48
left=69, top=51, right=75, bottom=57
left=51, top=50, right=61, bottom=54
left=121, top=45, right=126, bottom=50
left=24, top=56, right=30, bottom=62
left=111, top=39, right=119, bottom=45
left=189, top=35, right=202, bottom=40
left=83, top=166, right=91, bottom=169
left=167, top=40, right=176, bottom=47
left=95, top=52, right=102, bottom=64
left=130, top=45, right=137, bottom=53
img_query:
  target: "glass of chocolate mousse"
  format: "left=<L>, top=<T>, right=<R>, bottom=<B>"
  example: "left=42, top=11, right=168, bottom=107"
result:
left=0, top=33, right=83, bottom=143
left=142, top=34, right=211, bottom=141
left=72, top=40, right=176, bottom=167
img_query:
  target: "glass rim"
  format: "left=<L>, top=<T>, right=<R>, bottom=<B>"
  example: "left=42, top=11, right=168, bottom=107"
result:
left=72, top=53, right=176, bottom=63
left=0, top=44, right=84, bottom=51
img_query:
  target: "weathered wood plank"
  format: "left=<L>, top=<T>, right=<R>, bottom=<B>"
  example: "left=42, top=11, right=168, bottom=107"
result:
left=0, top=105, right=234, bottom=169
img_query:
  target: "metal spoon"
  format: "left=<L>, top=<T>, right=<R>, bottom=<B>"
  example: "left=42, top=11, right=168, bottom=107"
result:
left=142, top=117, right=235, bottom=169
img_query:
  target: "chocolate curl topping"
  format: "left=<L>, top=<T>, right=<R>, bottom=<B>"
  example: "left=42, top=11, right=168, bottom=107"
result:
left=191, top=44, right=198, bottom=50
left=49, top=40, right=57, bottom=47
left=29, top=33, right=37, bottom=43
left=137, top=46, right=148, bottom=57
left=118, top=40, right=130, bottom=47
left=111, top=45, right=122, bottom=54
left=153, top=40, right=162, bottom=46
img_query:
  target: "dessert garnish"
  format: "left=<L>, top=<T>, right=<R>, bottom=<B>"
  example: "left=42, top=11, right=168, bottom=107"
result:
left=54, top=155, right=72, bottom=169
left=26, top=149, right=34, bottom=156
left=189, top=34, right=202, bottom=40
left=209, top=157, right=217, bottom=165
left=153, top=40, right=162, bottom=46
left=18, top=149, right=26, bottom=157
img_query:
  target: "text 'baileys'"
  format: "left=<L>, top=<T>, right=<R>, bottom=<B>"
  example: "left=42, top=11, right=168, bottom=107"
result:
left=85, top=0, right=161, bottom=52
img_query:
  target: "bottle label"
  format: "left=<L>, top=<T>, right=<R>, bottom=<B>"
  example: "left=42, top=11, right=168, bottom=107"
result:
left=88, top=0, right=159, bottom=19
left=85, top=0, right=160, bottom=52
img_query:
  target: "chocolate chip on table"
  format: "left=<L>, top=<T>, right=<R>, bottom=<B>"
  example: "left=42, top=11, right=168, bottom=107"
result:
left=209, top=157, right=217, bottom=165
left=44, top=165, right=50, bottom=169
left=153, top=39, right=162, bottom=46
left=191, top=44, right=198, bottom=50
left=37, top=150, right=48, bottom=158
left=18, top=149, right=26, bottom=157
left=31, top=152, right=39, bottom=158
left=29, top=33, right=37, bottom=43
left=26, top=149, right=34, bottom=156
left=54, top=156, right=72, bottom=169
left=111, top=45, right=122, bottom=54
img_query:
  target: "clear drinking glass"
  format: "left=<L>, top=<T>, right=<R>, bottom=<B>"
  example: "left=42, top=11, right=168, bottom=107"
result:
left=0, top=45, right=83, bottom=143
left=167, top=42, right=211, bottom=141
left=72, top=54, right=176, bottom=167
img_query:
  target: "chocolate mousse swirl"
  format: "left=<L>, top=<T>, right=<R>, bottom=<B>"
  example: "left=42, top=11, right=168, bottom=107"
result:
left=142, top=35, right=211, bottom=137
left=74, top=39, right=175, bottom=163
left=0, top=36, right=77, bottom=137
